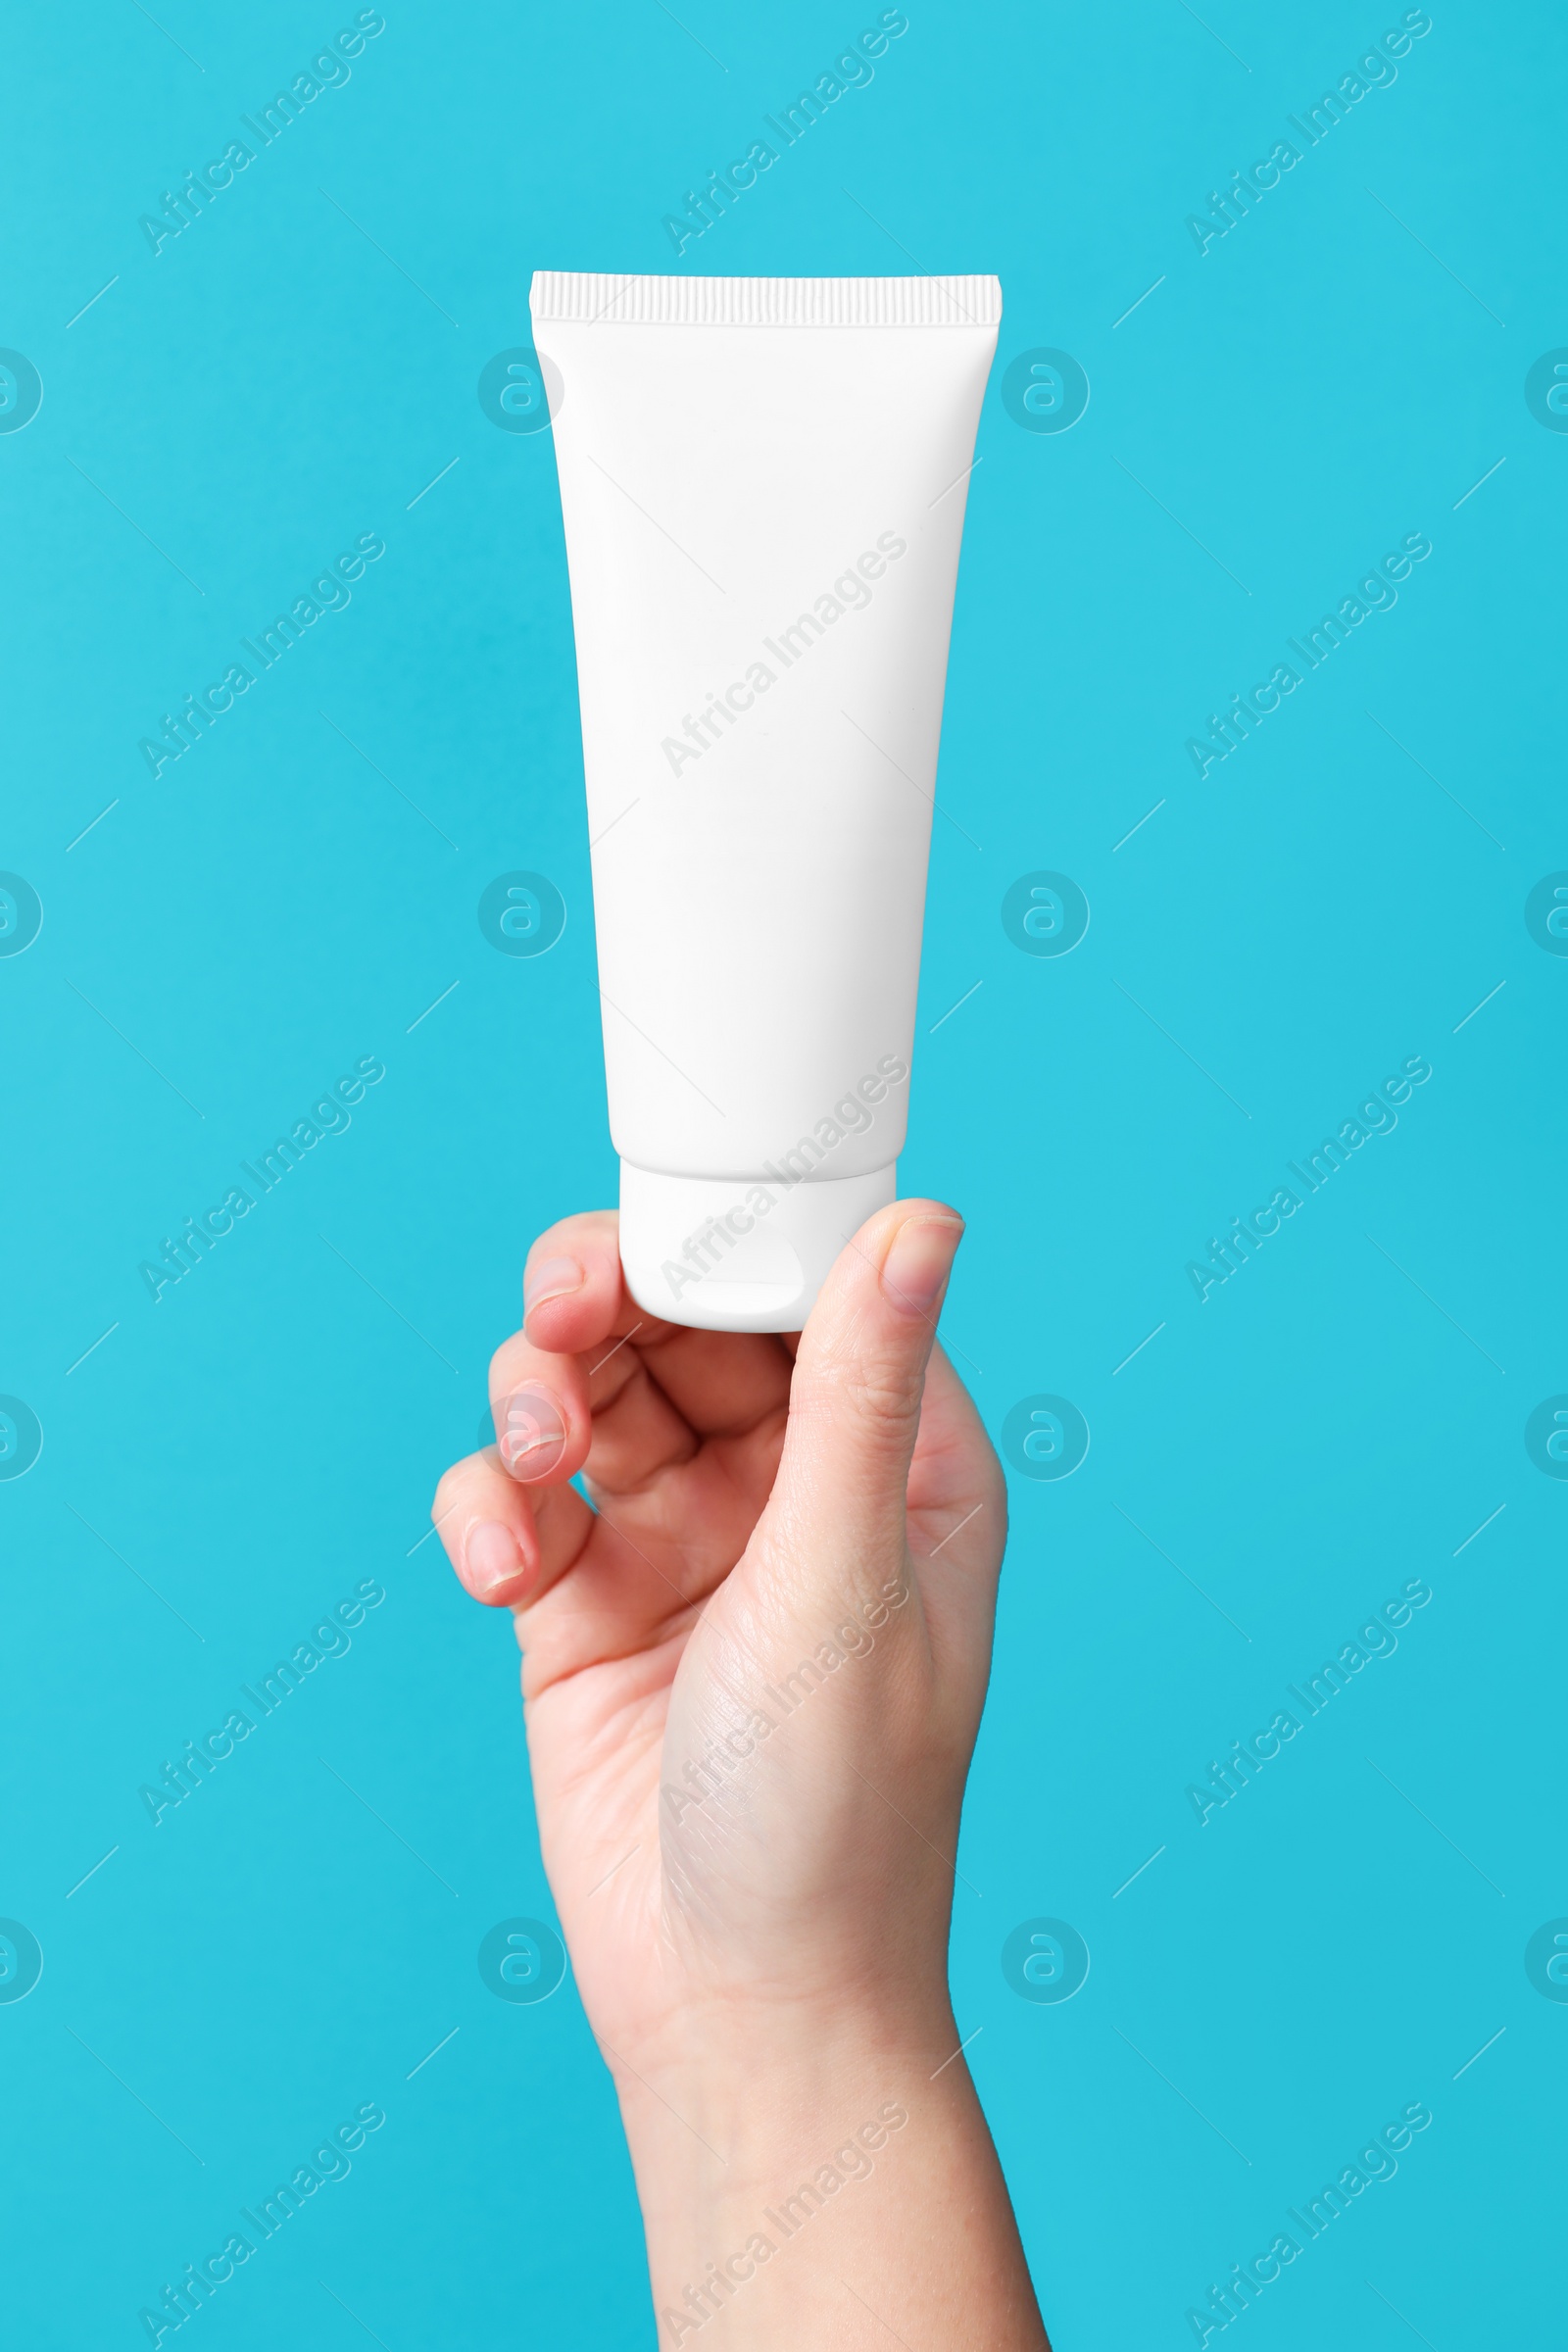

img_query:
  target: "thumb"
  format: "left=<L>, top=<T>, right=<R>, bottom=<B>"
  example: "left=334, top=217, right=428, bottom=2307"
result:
left=763, top=1200, right=964, bottom=1589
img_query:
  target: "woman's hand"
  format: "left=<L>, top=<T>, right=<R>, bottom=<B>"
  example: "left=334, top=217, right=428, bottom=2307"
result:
left=432, top=1200, right=1048, bottom=2350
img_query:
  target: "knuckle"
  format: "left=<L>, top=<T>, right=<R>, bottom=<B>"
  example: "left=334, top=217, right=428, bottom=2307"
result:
left=823, top=1353, right=922, bottom=1446
left=431, top=1458, right=472, bottom=1527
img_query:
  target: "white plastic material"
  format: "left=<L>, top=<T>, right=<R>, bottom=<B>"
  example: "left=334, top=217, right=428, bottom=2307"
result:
left=530, top=270, right=1000, bottom=1331
left=619, top=1159, right=898, bottom=1333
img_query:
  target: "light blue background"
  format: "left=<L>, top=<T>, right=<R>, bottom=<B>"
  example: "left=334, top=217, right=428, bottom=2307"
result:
left=3, top=3, right=1562, bottom=2344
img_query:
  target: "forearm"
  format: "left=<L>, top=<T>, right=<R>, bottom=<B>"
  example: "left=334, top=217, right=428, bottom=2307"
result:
left=611, top=2005, right=1051, bottom=2350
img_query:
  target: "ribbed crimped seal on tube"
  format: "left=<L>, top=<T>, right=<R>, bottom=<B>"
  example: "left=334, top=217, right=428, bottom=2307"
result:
left=528, top=271, right=1002, bottom=328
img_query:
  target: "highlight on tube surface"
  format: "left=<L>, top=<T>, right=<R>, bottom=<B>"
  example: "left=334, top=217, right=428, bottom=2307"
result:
left=529, top=271, right=1002, bottom=1330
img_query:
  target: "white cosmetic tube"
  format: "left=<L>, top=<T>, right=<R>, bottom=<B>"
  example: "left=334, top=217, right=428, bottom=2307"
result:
left=530, top=270, right=1000, bottom=1331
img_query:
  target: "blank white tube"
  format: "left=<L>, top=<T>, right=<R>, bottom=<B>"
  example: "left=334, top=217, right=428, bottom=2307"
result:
left=531, top=270, right=1000, bottom=1331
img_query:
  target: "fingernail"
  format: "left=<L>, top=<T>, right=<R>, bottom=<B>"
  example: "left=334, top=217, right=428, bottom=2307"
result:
left=462, top=1518, right=526, bottom=1598
left=881, top=1215, right=963, bottom=1318
left=498, top=1385, right=568, bottom=1480
left=524, top=1254, right=582, bottom=1317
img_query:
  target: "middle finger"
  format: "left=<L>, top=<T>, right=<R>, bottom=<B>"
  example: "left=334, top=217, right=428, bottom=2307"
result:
left=490, top=1326, right=701, bottom=1497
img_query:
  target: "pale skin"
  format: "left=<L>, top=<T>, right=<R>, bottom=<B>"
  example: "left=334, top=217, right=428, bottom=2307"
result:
left=432, top=1199, right=1051, bottom=2349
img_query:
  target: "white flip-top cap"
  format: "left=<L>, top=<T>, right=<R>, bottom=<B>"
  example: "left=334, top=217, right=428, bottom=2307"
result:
left=618, top=1160, right=897, bottom=1334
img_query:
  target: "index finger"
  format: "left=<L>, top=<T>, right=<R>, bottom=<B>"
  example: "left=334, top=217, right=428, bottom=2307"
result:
left=518, top=1208, right=797, bottom=1438
left=520, top=1209, right=676, bottom=1356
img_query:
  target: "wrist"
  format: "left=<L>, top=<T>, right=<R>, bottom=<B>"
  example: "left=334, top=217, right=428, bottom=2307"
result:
left=608, top=1992, right=959, bottom=2184
left=608, top=1999, right=1037, bottom=2351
